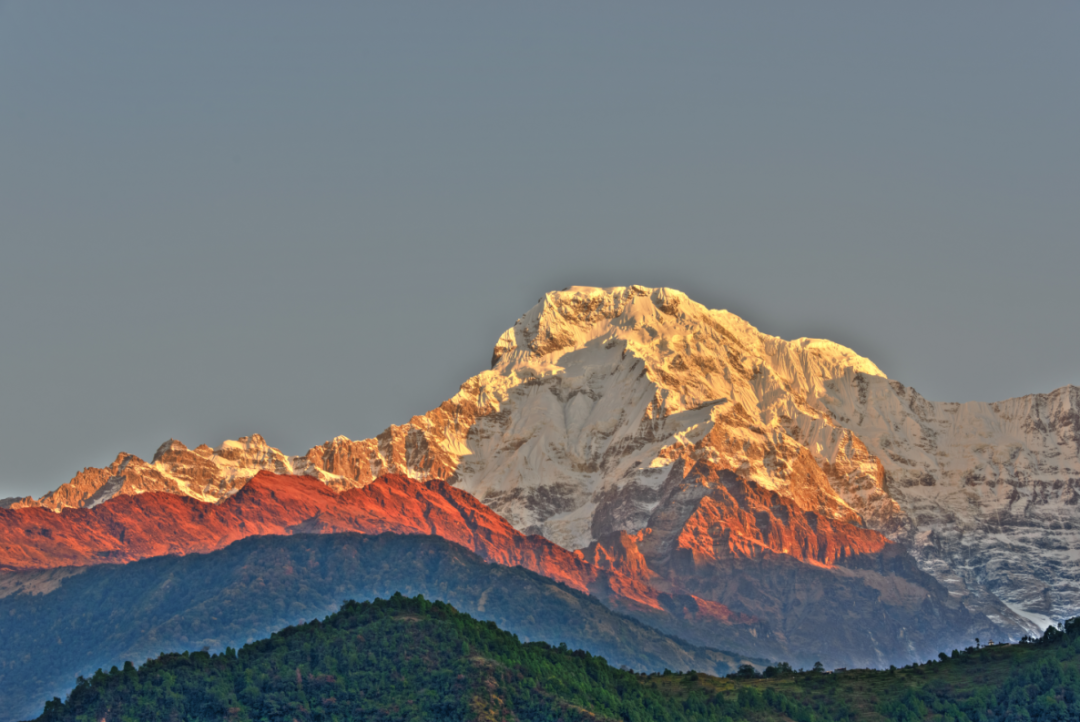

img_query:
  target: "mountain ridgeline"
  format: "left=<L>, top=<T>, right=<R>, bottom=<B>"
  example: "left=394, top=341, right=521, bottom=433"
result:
left=3, top=284, right=1078, bottom=670
left=0, top=471, right=991, bottom=670
left=33, top=595, right=1080, bottom=722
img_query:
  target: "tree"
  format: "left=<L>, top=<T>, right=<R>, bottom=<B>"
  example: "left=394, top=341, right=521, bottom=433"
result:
left=763, top=662, right=792, bottom=678
left=731, top=664, right=759, bottom=679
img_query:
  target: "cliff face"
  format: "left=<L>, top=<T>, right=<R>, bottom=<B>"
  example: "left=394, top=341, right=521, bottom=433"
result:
left=819, top=377, right=1080, bottom=631
left=15, top=285, right=1078, bottom=641
left=575, top=461, right=992, bottom=668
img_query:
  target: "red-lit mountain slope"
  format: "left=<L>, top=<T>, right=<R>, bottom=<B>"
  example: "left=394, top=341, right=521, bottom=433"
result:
left=1, top=469, right=989, bottom=667
left=0, top=471, right=751, bottom=640
left=0, top=472, right=604, bottom=589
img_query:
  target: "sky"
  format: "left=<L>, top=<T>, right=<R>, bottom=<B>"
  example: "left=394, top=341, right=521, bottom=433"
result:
left=1, top=2, right=1078, bottom=499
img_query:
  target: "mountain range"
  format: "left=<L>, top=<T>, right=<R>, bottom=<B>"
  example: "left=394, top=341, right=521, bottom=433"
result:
left=2, top=285, right=1076, bottom=682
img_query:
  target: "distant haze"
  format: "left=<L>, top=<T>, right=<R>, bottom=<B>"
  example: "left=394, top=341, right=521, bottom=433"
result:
left=1, top=2, right=1077, bottom=498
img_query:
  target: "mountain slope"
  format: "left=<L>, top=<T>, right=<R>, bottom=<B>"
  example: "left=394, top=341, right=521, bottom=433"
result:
left=0, top=471, right=750, bottom=632
left=820, top=376, right=1080, bottom=631
left=0, top=469, right=992, bottom=669
left=5, top=286, right=899, bottom=550
left=0, top=533, right=765, bottom=722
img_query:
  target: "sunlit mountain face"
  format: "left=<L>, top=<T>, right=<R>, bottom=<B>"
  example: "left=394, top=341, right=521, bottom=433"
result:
left=4, top=285, right=1078, bottom=668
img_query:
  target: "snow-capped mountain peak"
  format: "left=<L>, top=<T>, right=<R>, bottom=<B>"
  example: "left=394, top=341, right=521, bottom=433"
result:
left=13, top=284, right=1079, bottom=642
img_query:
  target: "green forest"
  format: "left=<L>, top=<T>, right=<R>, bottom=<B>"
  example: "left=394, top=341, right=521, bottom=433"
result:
left=33, top=594, right=1080, bottom=722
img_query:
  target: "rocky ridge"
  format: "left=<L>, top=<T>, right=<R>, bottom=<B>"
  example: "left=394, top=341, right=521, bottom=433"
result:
left=820, top=378, right=1080, bottom=631
left=0, top=471, right=745, bottom=628
left=0, top=471, right=982, bottom=668
left=0, top=436, right=365, bottom=511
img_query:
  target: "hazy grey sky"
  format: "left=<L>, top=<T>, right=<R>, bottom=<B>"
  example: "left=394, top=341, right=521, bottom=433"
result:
left=2, top=2, right=1077, bottom=498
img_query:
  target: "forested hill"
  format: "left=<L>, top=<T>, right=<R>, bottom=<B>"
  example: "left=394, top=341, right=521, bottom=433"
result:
left=32, top=594, right=819, bottom=722
left=31, top=595, right=1080, bottom=722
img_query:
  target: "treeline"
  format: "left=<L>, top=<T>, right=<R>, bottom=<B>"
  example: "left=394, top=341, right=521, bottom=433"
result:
left=34, top=593, right=819, bottom=722
left=725, top=616, right=1080, bottom=721
left=877, top=617, right=1080, bottom=721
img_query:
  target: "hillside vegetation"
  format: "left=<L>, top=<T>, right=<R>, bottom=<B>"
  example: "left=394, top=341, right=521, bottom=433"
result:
left=33, top=593, right=816, bottom=722
left=32, top=595, right=1080, bottom=722
left=648, top=620, right=1080, bottom=721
